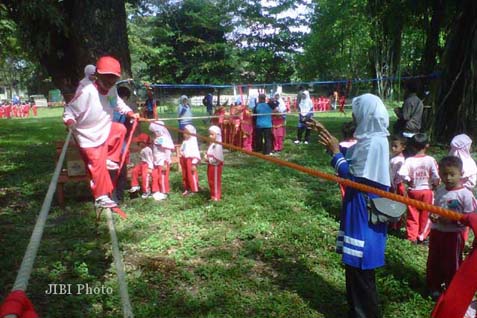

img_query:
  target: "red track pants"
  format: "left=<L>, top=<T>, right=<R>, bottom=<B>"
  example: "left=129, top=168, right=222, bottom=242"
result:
left=79, top=122, right=126, bottom=199
left=151, top=163, right=170, bottom=193
left=207, top=163, right=223, bottom=200
left=180, top=157, right=199, bottom=192
left=406, top=189, right=433, bottom=241
left=130, top=162, right=151, bottom=193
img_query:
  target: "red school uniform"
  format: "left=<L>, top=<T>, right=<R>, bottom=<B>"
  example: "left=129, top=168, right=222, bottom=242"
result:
left=398, top=154, right=440, bottom=242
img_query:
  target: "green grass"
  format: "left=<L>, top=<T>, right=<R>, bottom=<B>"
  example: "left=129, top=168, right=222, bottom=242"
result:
left=0, top=106, right=443, bottom=317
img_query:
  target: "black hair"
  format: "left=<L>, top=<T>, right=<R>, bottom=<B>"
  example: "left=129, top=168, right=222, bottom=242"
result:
left=258, top=93, right=266, bottom=102
left=439, top=156, right=463, bottom=173
left=391, top=134, right=407, bottom=146
left=342, top=121, right=356, bottom=140
left=411, top=133, right=429, bottom=151
left=405, top=79, right=419, bottom=93
left=117, top=86, right=131, bottom=99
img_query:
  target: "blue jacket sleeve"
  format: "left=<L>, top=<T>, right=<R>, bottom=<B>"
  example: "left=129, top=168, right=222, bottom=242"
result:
left=331, top=153, right=350, bottom=178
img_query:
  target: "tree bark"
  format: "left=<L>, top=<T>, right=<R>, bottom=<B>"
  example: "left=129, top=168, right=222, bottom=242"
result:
left=3, top=0, right=131, bottom=102
left=432, top=0, right=477, bottom=142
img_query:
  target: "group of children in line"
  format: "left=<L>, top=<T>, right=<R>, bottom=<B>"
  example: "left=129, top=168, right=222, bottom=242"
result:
left=0, top=102, right=38, bottom=118
left=388, top=132, right=477, bottom=300
left=128, top=122, right=224, bottom=202
left=335, top=117, right=477, bottom=302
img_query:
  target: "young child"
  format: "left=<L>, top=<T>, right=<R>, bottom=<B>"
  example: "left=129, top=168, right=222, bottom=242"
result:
left=339, top=121, right=357, bottom=152
left=389, top=134, right=407, bottom=230
left=180, top=124, right=201, bottom=196
left=390, top=134, right=407, bottom=195
left=398, top=133, right=440, bottom=243
left=337, top=121, right=357, bottom=198
left=128, top=133, right=154, bottom=198
left=149, top=121, right=175, bottom=201
left=427, top=156, right=477, bottom=300
left=271, top=93, right=287, bottom=153
left=64, top=56, right=137, bottom=208
left=205, top=126, right=224, bottom=201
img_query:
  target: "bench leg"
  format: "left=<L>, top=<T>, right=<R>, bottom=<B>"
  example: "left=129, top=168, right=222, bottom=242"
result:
left=57, top=183, right=65, bottom=208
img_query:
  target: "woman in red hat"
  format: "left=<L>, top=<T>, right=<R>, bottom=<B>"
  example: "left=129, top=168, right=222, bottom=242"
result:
left=64, top=56, right=139, bottom=208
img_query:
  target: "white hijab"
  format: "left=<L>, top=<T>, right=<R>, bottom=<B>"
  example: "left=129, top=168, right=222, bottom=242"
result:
left=207, top=125, right=224, bottom=162
left=298, top=91, right=313, bottom=116
left=449, top=134, right=477, bottom=188
left=345, top=93, right=390, bottom=186
left=181, top=125, right=201, bottom=160
left=149, top=121, right=175, bottom=150
left=275, top=94, right=287, bottom=113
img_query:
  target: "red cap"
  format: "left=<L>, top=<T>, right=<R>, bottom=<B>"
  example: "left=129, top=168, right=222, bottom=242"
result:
left=133, top=133, right=151, bottom=144
left=96, top=56, right=121, bottom=77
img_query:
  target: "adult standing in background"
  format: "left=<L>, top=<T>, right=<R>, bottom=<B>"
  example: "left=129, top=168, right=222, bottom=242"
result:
left=144, top=88, right=156, bottom=119
left=254, top=93, right=275, bottom=155
left=294, top=90, right=313, bottom=144
left=177, top=95, right=193, bottom=143
left=393, top=80, right=423, bottom=137
left=203, top=91, right=214, bottom=124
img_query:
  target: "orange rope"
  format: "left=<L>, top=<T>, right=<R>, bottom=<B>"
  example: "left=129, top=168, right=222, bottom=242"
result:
left=139, top=118, right=462, bottom=222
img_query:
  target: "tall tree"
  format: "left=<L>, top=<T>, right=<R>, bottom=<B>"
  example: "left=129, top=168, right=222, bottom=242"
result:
left=432, top=0, right=477, bottom=142
left=3, top=0, right=131, bottom=101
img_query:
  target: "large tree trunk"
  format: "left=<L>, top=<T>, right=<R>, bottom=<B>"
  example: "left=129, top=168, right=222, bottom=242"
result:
left=3, top=0, right=131, bottom=102
left=420, top=0, right=445, bottom=75
left=432, top=0, right=477, bottom=142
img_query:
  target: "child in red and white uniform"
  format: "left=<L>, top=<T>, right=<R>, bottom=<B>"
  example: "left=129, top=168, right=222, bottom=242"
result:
left=390, top=134, right=407, bottom=195
left=427, top=156, right=477, bottom=300
left=149, top=121, right=175, bottom=201
left=180, top=125, right=201, bottom=196
left=398, top=133, right=440, bottom=243
left=128, top=133, right=154, bottom=198
left=205, top=126, right=224, bottom=201
left=389, top=134, right=407, bottom=230
left=337, top=121, right=357, bottom=198
left=63, top=56, right=138, bottom=208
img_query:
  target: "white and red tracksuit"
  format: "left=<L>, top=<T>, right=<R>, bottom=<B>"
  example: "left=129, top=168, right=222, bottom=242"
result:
left=398, top=154, right=440, bottom=241
left=389, top=153, right=406, bottom=229
left=206, top=143, right=224, bottom=201
left=63, top=83, right=132, bottom=199
left=427, top=186, right=477, bottom=292
left=130, top=146, right=154, bottom=193
left=180, top=134, right=200, bottom=193
left=151, top=146, right=172, bottom=194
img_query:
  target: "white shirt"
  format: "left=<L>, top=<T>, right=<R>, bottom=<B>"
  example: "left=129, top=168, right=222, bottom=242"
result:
left=63, top=83, right=132, bottom=148
left=398, top=154, right=440, bottom=191
left=152, top=142, right=172, bottom=167
left=140, top=146, right=154, bottom=170
left=390, top=154, right=405, bottom=189
left=432, top=186, right=476, bottom=232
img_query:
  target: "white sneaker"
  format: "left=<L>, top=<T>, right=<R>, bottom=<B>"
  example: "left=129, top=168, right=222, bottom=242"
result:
left=106, top=159, right=119, bottom=170
left=152, top=192, right=167, bottom=201
left=141, top=192, right=151, bottom=199
left=304, top=141, right=309, bottom=145
left=294, top=140, right=300, bottom=144
left=128, top=186, right=140, bottom=193
left=95, top=195, right=117, bottom=208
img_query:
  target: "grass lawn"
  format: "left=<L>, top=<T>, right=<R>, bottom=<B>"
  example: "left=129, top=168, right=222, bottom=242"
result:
left=0, top=106, right=447, bottom=317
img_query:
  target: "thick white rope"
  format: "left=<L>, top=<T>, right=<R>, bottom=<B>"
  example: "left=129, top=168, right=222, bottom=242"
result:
left=12, top=130, right=72, bottom=292
left=105, top=209, right=134, bottom=318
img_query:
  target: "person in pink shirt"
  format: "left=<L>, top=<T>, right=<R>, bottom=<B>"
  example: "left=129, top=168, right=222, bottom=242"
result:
left=64, top=56, right=138, bottom=208
left=128, top=133, right=154, bottom=198
left=427, top=156, right=477, bottom=300
left=398, top=133, right=440, bottom=243
left=449, top=134, right=477, bottom=191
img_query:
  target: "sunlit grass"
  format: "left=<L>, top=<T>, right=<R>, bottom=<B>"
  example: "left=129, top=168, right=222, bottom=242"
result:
left=0, top=106, right=439, bottom=317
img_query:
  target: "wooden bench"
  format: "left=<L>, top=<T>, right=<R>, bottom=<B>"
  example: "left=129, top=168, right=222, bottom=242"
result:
left=55, top=141, right=181, bottom=208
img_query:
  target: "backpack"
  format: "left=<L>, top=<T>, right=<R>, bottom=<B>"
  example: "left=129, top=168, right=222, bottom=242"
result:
left=202, top=96, right=208, bottom=106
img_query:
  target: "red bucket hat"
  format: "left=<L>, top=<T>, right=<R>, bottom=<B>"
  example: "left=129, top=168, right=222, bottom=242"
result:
left=96, top=56, right=121, bottom=77
left=133, top=133, right=151, bottom=144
